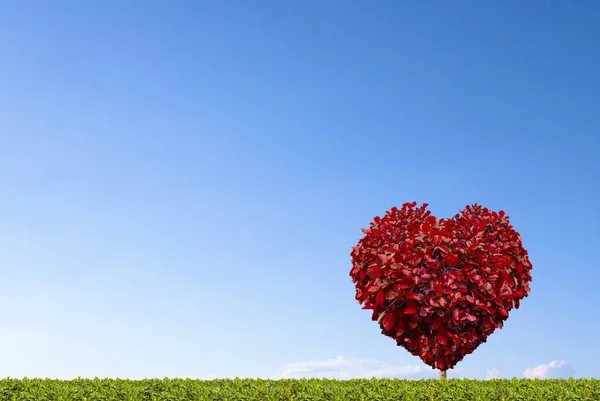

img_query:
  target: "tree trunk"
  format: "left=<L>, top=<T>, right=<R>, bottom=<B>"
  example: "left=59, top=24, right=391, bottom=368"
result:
left=438, top=369, right=447, bottom=380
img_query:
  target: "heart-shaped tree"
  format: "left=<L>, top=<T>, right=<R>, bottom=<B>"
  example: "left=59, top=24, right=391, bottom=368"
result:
left=350, top=202, right=532, bottom=378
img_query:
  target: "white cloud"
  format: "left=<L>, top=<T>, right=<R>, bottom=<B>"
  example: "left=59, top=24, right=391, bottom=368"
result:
left=272, top=356, right=437, bottom=380
left=524, top=361, right=575, bottom=379
left=485, top=368, right=499, bottom=380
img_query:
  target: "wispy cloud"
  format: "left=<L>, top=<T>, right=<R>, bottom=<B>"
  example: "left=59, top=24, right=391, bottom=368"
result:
left=523, top=361, right=575, bottom=379
left=271, top=356, right=437, bottom=380
left=485, top=368, right=499, bottom=379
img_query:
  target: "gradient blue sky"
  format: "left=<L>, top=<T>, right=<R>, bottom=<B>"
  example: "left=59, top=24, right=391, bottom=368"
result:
left=1, top=1, right=599, bottom=380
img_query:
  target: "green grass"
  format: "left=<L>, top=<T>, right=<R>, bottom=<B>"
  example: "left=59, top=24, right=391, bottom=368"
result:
left=0, top=377, right=598, bottom=401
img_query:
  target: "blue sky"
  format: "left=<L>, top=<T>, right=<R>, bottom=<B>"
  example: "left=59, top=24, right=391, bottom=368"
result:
left=0, top=1, right=599, bottom=380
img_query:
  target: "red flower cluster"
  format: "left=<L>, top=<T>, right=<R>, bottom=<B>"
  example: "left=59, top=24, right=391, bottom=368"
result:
left=350, top=202, right=532, bottom=370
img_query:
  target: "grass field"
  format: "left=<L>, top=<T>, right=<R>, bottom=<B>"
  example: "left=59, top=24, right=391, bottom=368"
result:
left=0, top=377, right=598, bottom=400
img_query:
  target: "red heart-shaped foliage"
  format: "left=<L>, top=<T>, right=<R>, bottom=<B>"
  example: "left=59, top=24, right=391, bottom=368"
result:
left=350, top=202, right=532, bottom=370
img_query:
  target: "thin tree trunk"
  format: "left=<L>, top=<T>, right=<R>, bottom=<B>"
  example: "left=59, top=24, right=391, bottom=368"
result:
left=438, top=369, right=447, bottom=380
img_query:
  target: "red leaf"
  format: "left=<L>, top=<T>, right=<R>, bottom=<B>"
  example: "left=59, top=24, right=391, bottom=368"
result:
left=407, top=292, right=421, bottom=301
left=445, top=255, right=459, bottom=267
left=382, top=313, right=396, bottom=331
left=437, top=335, right=448, bottom=345
left=396, top=324, right=405, bottom=337
left=466, top=314, right=477, bottom=322
left=375, top=290, right=385, bottom=306
left=367, top=285, right=379, bottom=293
left=404, top=305, right=418, bottom=314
